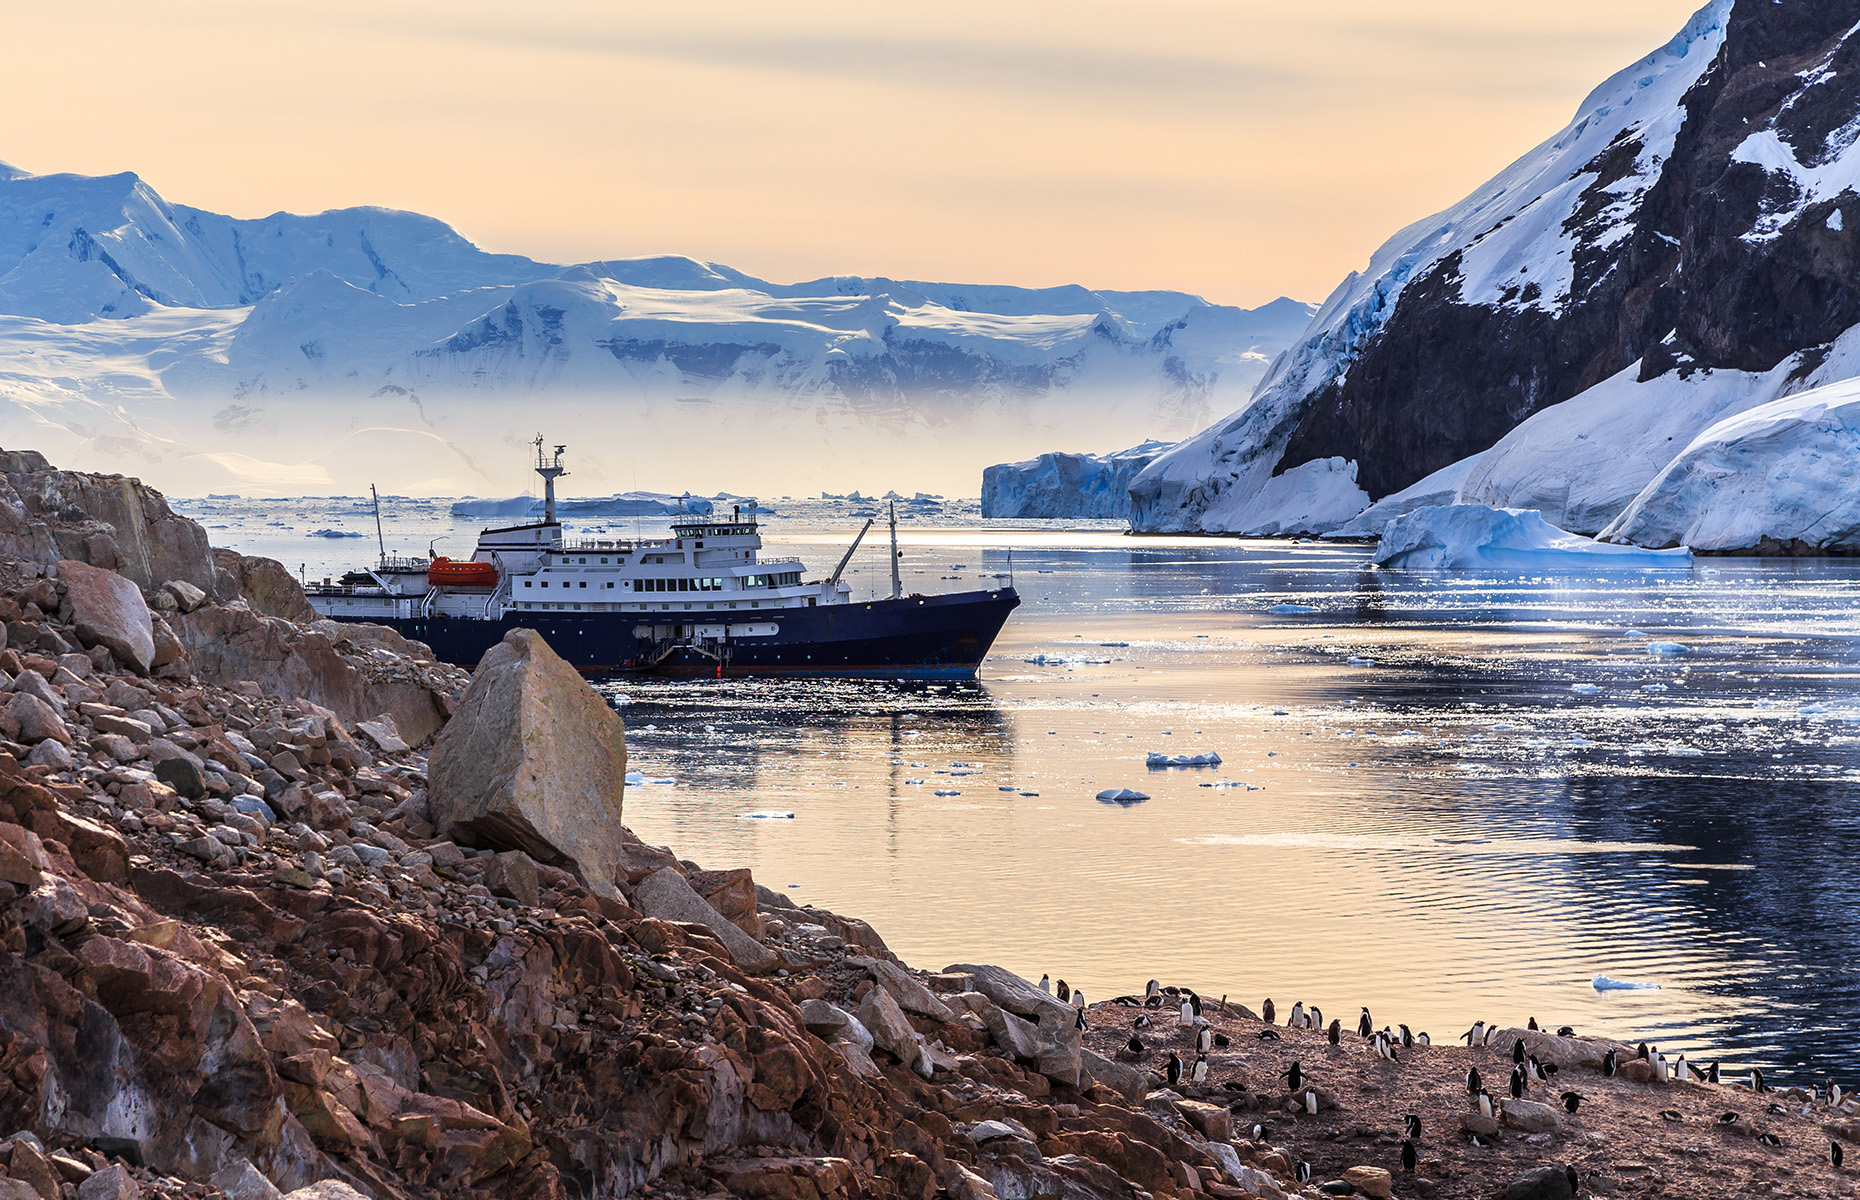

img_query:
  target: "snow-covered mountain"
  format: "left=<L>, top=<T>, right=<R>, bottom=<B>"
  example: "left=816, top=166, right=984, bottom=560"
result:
left=1132, top=0, right=1860, bottom=552
left=0, top=159, right=1314, bottom=499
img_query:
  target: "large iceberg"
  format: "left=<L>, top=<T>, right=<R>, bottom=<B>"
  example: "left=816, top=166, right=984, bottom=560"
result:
left=1602, top=377, right=1860, bottom=553
left=1374, top=504, right=1691, bottom=570
left=981, top=440, right=1171, bottom=518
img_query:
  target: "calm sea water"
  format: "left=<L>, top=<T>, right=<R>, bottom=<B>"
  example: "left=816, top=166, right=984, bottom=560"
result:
left=194, top=496, right=1860, bottom=1083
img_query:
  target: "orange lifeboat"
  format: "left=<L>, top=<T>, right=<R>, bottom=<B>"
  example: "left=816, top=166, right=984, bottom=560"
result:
left=427, top=557, right=498, bottom=587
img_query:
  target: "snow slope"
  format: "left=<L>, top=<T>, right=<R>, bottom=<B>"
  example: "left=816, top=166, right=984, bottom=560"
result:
left=0, top=159, right=1314, bottom=499
left=1602, top=376, right=1860, bottom=552
left=980, top=440, right=1172, bottom=519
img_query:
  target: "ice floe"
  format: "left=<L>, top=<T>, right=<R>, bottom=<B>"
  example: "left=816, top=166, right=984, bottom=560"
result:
left=1591, top=975, right=1660, bottom=991
left=1646, top=641, right=1689, bottom=655
left=1268, top=603, right=1318, bottom=614
left=738, top=811, right=795, bottom=820
left=1374, top=504, right=1692, bottom=570
left=1096, top=788, right=1150, bottom=804
left=1146, top=751, right=1222, bottom=767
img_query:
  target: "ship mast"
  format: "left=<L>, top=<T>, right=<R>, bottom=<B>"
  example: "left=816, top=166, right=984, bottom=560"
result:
left=888, top=501, right=902, bottom=600
left=533, top=435, right=569, bottom=524
left=371, top=484, right=387, bottom=568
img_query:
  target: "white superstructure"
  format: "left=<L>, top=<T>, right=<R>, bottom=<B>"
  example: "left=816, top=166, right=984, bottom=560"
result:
left=306, top=439, right=860, bottom=626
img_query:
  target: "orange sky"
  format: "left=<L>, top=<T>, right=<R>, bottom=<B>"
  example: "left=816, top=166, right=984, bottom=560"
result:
left=0, top=0, right=1707, bottom=308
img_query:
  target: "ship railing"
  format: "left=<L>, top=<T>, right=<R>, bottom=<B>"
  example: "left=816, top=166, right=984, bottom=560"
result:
left=375, top=555, right=430, bottom=572
left=558, top=537, right=655, bottom=552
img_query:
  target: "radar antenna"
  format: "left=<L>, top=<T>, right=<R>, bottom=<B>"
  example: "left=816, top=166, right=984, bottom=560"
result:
left=533, top=435, right=569, bottom=524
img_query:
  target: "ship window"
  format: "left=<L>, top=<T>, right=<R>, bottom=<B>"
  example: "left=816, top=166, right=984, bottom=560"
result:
left=579, top=581, right=587, bottom=588
left=524, top=581, right=531, bottom=587
left=605, top=581, right=614, bottom=588
left=751, top=601, right=758, bottom=608
left=696, top=540, right=704, bottom=548
left=540, top=581, right=548, bottom=588
left=600, top=557, right=607, bottom=564
left=579, top=557, right=586, bottom=564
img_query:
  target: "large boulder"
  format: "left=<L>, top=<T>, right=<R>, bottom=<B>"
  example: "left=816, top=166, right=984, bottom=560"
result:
left=56, top=559, right=155, bottom=673
left=945, top=964, right=1083, bottom=1087
left=632, top=868, right=778, bottom=971
left=213, top=549, right=316, bottom=622
left=0, top=450, right=218, bottom=594
left=427, top=628, right=627, bottom=897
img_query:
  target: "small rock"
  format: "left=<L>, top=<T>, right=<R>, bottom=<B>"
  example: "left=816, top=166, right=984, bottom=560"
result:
left=1501, top=1096, right=1563, bottom=1134
left=1502, top=1166, right=1575, bottom=1200
left=969, top=1120, right=1019, bottom=1142
left=208, top=1159, right=283, bottom=1200
left=75, top=1164, right=140, bottom=1200
left=162, top=579, right=208, bottom=612
left=1462, top=1112, right=1501, bottom=1136
left=1343, top=1166, right=1393, bottom=1199
left=857, top=985, right=922, bottom=1065
left=9, top=692, right=70, bottom=745
left=26, top=739, right=72, bottom=769
left=281, top=1184, right=373, bottom=1200
left=355, top=715, right=410, bottom=754
left=154, top=756, right=206, bottom=799
left=485, top=849, right=541, bottom=906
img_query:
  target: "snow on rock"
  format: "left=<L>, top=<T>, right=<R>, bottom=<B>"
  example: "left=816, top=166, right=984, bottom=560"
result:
left=1373, top=504, right=1692, bottom=570
left=1129, top=1, right=1731, bottom=534
left=981, top=440, right=1171, bottom=518
left=1602, top=376, right=1860, bottom=553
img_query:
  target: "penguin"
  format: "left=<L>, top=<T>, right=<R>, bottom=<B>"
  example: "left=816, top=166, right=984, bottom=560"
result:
left=1654, top=1053, right=1669, bottom=1084
left=1510, top=1065, right=1526, bottom=1099
left=1133, top=1014, right=1153, bottom=1029
left=1400, top=1024, right=1414, bottom=1049
left=1039, top=974, right=1051, bottom=994
left=1258, top=1029, right=1281, bottom=1041
left=1463, top=1022, right=1486, bottom=1047
left=1602, top=1050, right=1618, bottom=1078
left=1686, top=1060, right=1708, bottom=1082
left=1188, top=992, right=1202, bottom=1016
left=1073, top=989, right=1086, bottom=1010
left=1250, top=1123, right=1266, bottom=1143
left=1528, top=1017, right=1539, bottom=1031
left=1528, top=1056, right=1548, bottom=1085
left=1165, top=1053, right=1183, bottom=1085
left=1637, top=1042, right=1649, bottom=1062
left=1467, top=1065, right=1482, bottom=1095
left=1305, top=1090, right=1319, bottom=1115
left=1196, top=1026, right=1213, bottom=1054
left=1753, top=1068, right=1768, bottom=1094
left=1561, top=1091, right=1582, bottom=1114
left=1832, top=1140, right=1844, bottom=1168
left=1285, top=1061, right=1303, bottom=1092
left=1179, top=1001, right=1194, bottom=1026
left=1163, top=986, right=1181, bottom=998
left=1400, top=1139, right=1417, bottom=1172
left=1358, top=1008, right=1373, bottom=1038
left=1213, top=1033, right=1230, bottom=1048
left=1829, top=1080, right=1843, bottom=1107
left=1056, top=979, right=1070, bottom=1002
left=1467, top=1133, right=1486, bottom=1148
left=1075, top=1008, right=1087, bottom=1031
left=1557, top=1026, right=1575, bottom=1038
left=1193, top=1055, right=1209, bottom=1083
left=1673, top=1054, right=1687, bottom=1083
left=1659, top=1109, right=1682, bottom=1122
left=1295, top=1162, right=1312, bottom=1184
left=1564, top=1165, right=1580, bottom=1196
left=1327, top=1019, right=1341, bottom=1046
left=1717, top=1111, right=1740, bottom=1125
left=1403, top=1113, right=1422, bottom=1139
left=1708, top=1061, right=1721, bottom=1085
left=1483, top=1024, right=1498, bottom=1046
left=1542, top=1061, right=1559, bottom=1080
left=1417, top=1032, right=1431, bottom=1047
left=1127, top=1035, right=1146, bottom=1054
left=1757, top=1132, right=1782, bottom=1148
left=1310, top=1005, right=1324, bottom=1031
left=1289, top=1002, right=1306, bottom=1030
left=1262, top=998, right=1276, bottom=1025
left=1146, top=979, right=1161, bottom=999
left=1145, top=994, right=1163, bottom=1009
left=1477, top=1091, right=1494, bottom=1119
left=1513, top=1038, right=1526, bottom=1065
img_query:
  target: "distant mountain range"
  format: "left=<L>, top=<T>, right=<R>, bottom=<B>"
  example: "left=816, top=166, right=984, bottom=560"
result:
left=0, top=159, right=1313, bottom=499
left=1131, top=0, right=1860, bottom=553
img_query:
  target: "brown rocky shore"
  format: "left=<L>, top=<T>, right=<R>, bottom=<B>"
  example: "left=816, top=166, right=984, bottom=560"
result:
left=0, top=447, right=1855, bottom=1200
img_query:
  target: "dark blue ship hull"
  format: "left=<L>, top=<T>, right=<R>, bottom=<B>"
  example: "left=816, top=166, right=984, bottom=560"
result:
left=331, top=587, right=1020, bottom=677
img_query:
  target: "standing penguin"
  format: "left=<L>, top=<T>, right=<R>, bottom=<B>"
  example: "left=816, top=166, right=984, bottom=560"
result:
left=1602, top=1050, right=1618, bottom=1078
left=1056, top=979, right=1070, bottom=1003
left=1039, top=974, right=1051, bottom=994
left=1295, top=1162, right=1312, bottom=1184
left=1708, top=1061, right=1721, bottom=1085
left=1403, top=1114, right=1422, bottom=1139
left=1304, top=1090, right=1319, bottom=1115
left=1073, top=989, right=1086, bottom=1010
left=1289, top=1002, right=1306, bottom=1030
left=1179, top=1001, right=1195, bottom=1026
left=1400, top=1140, right=1417, bottom=1172
left=1358, top=1008, right=1374, bottom=1038
left=1510, top=1065, right=1526, bottom=1099
left=1513, top=1039, right=1526, bottom=1065
left=1165, top=1053, right=1183, bottom=1086
left=1262, top=998, right=1276, bottom=1026
left=1127, top=1034, right=1146, bottom=1054
left=1561, top=1091, right=1582, bottom=1114
left=1146, top=979, right=1161, bottom=999
left=1528, top=1017, right=1539, bottom=1031
left=1192, top=1055, right=1209, bottom=1082
left=1832, top=1141, right=1844, bottom=1168
left=1467, top=1065, right=1483, bottom=1095
left=1196, top=1026, right=1213, bottom=1054
left=1753, top=1068, right=1768, bottom=1094
left=1285, top=1061, right=1303, bottom=1091
left=1327, top=1019, right=1342, bottom=1046
left=1399, top=1024, right=1414, bottom=1049
left=1462, top=1022, right=1486, bottom=1047
left=1311, top=1006, right=1324, bottom=1032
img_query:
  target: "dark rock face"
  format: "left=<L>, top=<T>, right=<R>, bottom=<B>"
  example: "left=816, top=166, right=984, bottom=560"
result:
left=1275, top=0, right=1860, bottom=502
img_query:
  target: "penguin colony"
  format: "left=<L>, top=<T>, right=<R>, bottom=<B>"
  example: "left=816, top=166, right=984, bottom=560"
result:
left=1061, top=975, right=1860, bottom=1194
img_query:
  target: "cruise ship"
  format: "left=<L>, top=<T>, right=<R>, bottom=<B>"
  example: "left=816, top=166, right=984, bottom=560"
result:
left=305, top=440, right=1020, bottom=676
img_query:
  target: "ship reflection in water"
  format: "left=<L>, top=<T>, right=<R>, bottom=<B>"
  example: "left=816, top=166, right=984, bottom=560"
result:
left=613, top=535, right=1860, bottom=1084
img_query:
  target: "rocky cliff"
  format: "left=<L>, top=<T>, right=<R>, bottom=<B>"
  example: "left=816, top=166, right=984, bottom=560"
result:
left=1131, top=0, right=1860, bottom=550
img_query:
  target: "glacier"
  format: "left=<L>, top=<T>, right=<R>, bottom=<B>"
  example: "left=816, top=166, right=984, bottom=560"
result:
left=1373, top=505, right=1692, bottom=570
left=0, top=158, right=1314, bottom=500
left=980, top=440, right=1171, bottom=519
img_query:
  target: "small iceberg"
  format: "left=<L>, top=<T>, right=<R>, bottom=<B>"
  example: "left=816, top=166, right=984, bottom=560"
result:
left=625, top=771, right=673, bottom=785
left=309, top=529, right=365, bottom=539
left=1373, top=505, right=1692, bottom=570
left=1646, top=641, right=1690, bottom=655
left=1592, top=975, right=1660, bottom=991
left=1147, top=751, right=1222, bottom=767
left=933, top=789, right=961, bottom=796
left=1268, top=603, right=1317, bottom=614
left=738, top=811, right=795, bottom=820
left=1571, top=683, right=1601, bottom=695
left=1096, top=787, right=1150, bottom=804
